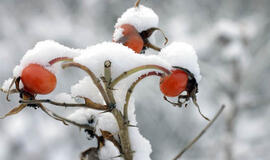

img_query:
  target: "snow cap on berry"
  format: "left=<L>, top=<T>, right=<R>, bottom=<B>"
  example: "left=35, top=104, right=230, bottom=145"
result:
left=160, top=42, right=202, bottom=82
left=13, top=40, right=79, bottom=77
left=114, top=5, right=159, bottom=33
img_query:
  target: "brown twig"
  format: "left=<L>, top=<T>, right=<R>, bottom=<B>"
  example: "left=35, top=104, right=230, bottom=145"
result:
left=62, top=62, right=110, bottom=106
left=135, top=0, right=141, bottom=7
left=103, top=60, right=133, bottom=160
left=144, top=42, right=161, bottom=51
left=38, top=103, right=95, bottom=131
left=173, top=105, right=225, bottom=160
left=19, top=99, right=108, bottom=110
left=103, top=60, right=116, bottom=105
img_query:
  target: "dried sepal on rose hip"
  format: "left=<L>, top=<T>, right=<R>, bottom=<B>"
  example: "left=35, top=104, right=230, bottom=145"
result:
left=160, top=66, right=209, bottom=121
left=160, top=66, right=198, bottom=103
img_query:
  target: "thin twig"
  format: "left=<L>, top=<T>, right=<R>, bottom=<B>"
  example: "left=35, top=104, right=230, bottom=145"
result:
left=111, top=65, right=171, bottom=89
left=38, top=103, right=95, bottom=131
left=104, top=60, right=116, bottom=105
left=48, top=57, right=73, bottom=65
left=111, top=108, right=133, bottom=160
left=20, top=99, right=108, bottom=110
left=173, top=105, right=225, bottom=160
left=123, top=71, right=163, bottom=122
left=135, top=0, right=141, bottom=7
left=103, top=61, right=133, bottom=160
left=62, top=62, right=110, bottom=106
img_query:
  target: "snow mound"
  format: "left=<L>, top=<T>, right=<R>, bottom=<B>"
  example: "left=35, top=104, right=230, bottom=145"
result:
left=13, top=40, right=80, bottom=77
left=115, top=5, right=159, bottom=33
left=160, top=42, right=202, bottom=82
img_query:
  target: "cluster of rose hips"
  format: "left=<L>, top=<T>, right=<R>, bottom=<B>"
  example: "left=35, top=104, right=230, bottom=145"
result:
left=8, top=1, right=199, bottom=113
left=0, top=1, right=209, bottom=160
left=114, top=19, right=198, bottom=108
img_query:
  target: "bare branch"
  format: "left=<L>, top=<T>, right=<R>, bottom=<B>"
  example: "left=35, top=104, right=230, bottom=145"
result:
left=173, top=105, right=225, bottom=160
left=19, top=99, right=108, bottom=110
left=135, top=0, right=141, bottom=7
left=38, top=104, right=95, bottom=131
left=103, top=60, right=116, bottom=105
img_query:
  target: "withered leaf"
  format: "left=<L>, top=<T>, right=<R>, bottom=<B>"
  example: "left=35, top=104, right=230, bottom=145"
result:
left=0, top=104, right=27, bottom=119
left=100, top=129, right=122, bottom=152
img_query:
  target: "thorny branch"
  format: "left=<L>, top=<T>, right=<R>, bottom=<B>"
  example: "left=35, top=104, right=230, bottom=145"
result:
left=135, top=0, right=141, bottom=7
left=173, top=105, right=225, bottom=160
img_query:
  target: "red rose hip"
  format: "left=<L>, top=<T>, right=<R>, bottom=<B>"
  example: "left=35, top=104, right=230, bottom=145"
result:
left=114, top=24, right=144, bottom=53
left=160, top=69, right=188, bottom=97
left=21, top=64, right=57, bottom=95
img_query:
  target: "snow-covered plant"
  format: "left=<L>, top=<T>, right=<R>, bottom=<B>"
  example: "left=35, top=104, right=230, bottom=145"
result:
left=0, top=1, right=224, bottom=160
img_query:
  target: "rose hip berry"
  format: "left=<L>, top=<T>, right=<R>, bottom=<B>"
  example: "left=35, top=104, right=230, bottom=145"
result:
left=114, top=24, right=144, bottom=53
left=21, top=64, right=57, bottom=95
left=160, top=69, right=188, bottom=97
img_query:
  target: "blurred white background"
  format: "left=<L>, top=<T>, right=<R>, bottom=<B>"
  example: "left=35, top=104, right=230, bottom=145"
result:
left=0, top=0, right=270, bottom=160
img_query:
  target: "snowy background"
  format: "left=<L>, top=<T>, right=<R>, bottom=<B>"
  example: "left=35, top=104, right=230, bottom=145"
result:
left=1, top=0, right=270, bottom=160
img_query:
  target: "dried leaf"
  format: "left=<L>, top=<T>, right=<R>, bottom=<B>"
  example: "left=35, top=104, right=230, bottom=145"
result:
left=0, top=104, right=27, bottom=119
left=100, top=129, right=122, bottom=152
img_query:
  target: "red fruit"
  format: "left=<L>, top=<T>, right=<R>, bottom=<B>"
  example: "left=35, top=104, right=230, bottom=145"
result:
left=160, top=69, right=188, bottom=97
left=114, top=24, right=144, bottom=53
left=21, top=64, right=57, bottom=95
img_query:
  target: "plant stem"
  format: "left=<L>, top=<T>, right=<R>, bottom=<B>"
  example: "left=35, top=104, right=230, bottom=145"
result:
left=135, top=0, right=141, bottom=7
left=123, top=71, right=163, bottom=122
left=111, top=109, right=133, bottom=160
left=104, top=60, right=116, bottom=105
left=103, top=60, right=133, bottom=160
left=48, top=57, right=73, bottom=65
left=38, top=103, right=95, bottom=131
left=173, top=105, right=225, bottom=160
left=62, top=62, right=110, bottom=106
left=111, top=65, right=171, bottom=89
left=19, top=99, right=108, bottom=110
